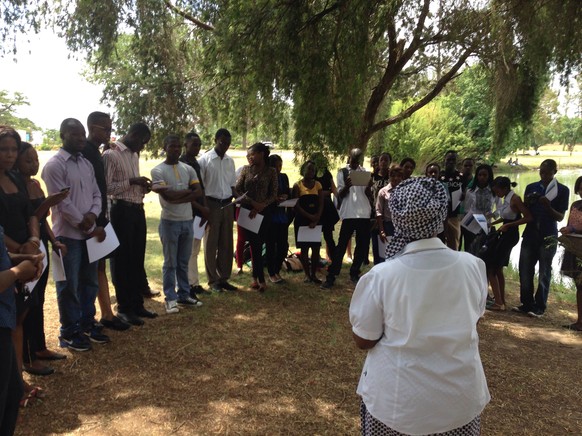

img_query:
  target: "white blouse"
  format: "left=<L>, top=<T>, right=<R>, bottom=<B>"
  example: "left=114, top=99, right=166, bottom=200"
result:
left=349, top=238, right=490, bottom=434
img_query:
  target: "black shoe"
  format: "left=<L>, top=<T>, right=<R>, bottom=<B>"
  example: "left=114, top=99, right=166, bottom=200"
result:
left=220, top=281, right=238, bottom=291
left=142, top=288, right=161, bottom=298
left=190, top=285, right=211, bottom=296
left=527, top=309, right=545, bottom=318
left=320, top=280, right=334, bottom=289
left=511, top=305, right=530, bottom=314
left=84, top=326, right=111, bottom=344
left=117, top=311, right=145, bottom=326
left=135, top=307, right=158, bottom=319
left=100, top=316, right=131, bottom=331
left=23, top=364, right=55, bottom=376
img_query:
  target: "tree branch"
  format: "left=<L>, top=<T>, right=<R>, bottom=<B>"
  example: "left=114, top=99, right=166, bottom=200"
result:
left=368, top=46, right=474, bottom=135
left=163, top=0, right=215, bottom=31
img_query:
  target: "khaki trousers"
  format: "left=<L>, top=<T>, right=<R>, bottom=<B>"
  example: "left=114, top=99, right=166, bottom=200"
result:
left=204, top=202, right=234, bottom=285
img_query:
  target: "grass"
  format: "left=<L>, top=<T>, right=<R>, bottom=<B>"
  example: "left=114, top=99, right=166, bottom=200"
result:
left=15, top=147, right=582, bottom=435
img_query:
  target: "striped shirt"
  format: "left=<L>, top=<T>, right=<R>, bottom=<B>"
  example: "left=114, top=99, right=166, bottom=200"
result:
left=103, top=141, right=147, bottom=204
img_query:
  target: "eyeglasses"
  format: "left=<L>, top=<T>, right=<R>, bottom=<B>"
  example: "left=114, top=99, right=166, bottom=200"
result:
left=92, top=125, right=113, bottom=133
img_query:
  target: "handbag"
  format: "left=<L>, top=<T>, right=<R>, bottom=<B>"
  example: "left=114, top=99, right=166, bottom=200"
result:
left=475, top=230, right=502, bottom=265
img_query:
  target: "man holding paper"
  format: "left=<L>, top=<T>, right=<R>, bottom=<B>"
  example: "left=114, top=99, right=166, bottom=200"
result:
left=151, top=135, right=204, bottom=314
left=515, top=159, right=569, bottom=318
left=41, top=118, right=107, bottom=350
left=321, top=148, right=372, bottom=289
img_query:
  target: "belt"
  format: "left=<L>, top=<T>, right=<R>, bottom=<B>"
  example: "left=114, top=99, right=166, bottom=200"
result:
left=111, top=199, right=143, bottom=209
left=207, top=196, right=232, bottom=206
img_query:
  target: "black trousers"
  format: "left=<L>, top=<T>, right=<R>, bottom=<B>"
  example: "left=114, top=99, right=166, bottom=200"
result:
left=265, top=222, right=289, bottom=276
left=0, top=328, right=22, bottom=436
left=110, top=202, right=148, bottom=314
left=327, top=218, right=370, bottom=282
left=23, top=258, right=49, bottom=364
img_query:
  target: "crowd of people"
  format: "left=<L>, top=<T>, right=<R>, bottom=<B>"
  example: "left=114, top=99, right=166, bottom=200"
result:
left=0, top=113, right=581, bottom=434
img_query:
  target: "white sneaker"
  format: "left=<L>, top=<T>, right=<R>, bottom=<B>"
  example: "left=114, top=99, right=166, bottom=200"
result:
left=177, top=296, right=203, bottom=307
left=165, top=300, right=180, bottom=314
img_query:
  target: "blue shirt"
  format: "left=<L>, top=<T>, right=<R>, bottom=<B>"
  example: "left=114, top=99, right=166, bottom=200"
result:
left=523, top=180, right=569, bottom=239
left=0, top=226, right=16, bottom=330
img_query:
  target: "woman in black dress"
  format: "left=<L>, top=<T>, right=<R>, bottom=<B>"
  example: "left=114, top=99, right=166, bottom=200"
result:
left=312, top=153, right=339, bottom=261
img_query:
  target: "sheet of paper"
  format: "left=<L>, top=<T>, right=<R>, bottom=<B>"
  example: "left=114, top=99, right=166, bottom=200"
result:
left=349, top=171, right=372, bottom=186
left=278, top=198, right=298, bottom=208
left=545, top=178, right=558, bottom=201
left=473, top=213, right=489, bottom=234
left=51, top=248, right=66, bottom=282
left=377, top=235, right=391, bottom=259
left=297, top=225, right=323, bottom=243
left=461, top=213, right=483, bottom=235
left=86, top=223, right=120, bottom=263
left=451, top=189, right=462, bottom=211
left=221, top=192, right=246, bottom=209
left=25, top=241, right=49, bottom=294
left=237, top=208, right=264, bottom=234
left=193, top=216, right=207, bottom=240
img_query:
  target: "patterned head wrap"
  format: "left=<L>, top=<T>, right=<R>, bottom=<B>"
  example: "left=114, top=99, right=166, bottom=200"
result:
left=385, top=177, right=448, bottom=260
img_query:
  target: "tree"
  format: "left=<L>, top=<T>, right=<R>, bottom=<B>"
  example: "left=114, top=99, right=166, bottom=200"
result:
left=555, top=116, right=582, bottom=155
left=0, top=90, right=39, bottom=131
left=1, top=0, right=580, bottom=157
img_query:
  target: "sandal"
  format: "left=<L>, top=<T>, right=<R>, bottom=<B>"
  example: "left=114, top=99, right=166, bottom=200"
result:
left=258, top=282, right=267, bottom=293
left=487, top=303, right=506, bottom=311
left=250, top=281, right=260, bottom=290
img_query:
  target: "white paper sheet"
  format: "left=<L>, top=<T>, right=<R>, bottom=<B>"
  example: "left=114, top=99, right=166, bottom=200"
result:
left=237, top=208, right=264, bottom=234
left=461, top=213, right=482, bottom=235
left=193, top=216, right=207, bottom=240
left=297, top=225, right=323, bottom=243
left=473, top=214, right=489, bottom=234
left=51, top=248, right=66, bottom=282
left=24, top=241, right=48, bottom=295
left=278, top=198, right=298, bottom=208
left=86, top=223, right=120, bottom=263
left=545, top=178, right=558, bottom=201
left=349, top=171, right=372, bottom=186
left=451, top=189, right=462, bottom=211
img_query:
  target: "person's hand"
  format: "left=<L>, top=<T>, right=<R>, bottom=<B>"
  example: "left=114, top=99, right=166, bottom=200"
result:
left=379, top=231, right=387, bottom=243
left=538, top=196, right=551, bottom=208
left=278, top=194, right=288, bottom=202
left=90, top=226, right=106, bottom=242
left=79, top=213, right=97, bottom=231
left=560, top=226, right=573, bottom=235
left=254, top=202, right=266, bottom=213
left=19, top=242, right=40, bottom=255
left=498, top=224, right=509, bottom=233
left=45, top=190, right=69, bottom=207
left=53, top=241, right=68, bottom=257
left=130, top=176, right=152, bottom=192
left=249, top=209, right=258, bottom=219
left=199, top=207, right=210, bottom=225
left=309, top=221, right=317, bottom=229
left=12, top=260, right=37, bottom=283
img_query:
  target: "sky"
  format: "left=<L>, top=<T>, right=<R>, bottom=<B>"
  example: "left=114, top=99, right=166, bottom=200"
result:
left=0, top=29, right=111, bottom=131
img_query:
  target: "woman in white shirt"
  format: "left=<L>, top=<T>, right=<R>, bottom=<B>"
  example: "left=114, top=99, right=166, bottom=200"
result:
left=350, top=177, right=490, bottom=436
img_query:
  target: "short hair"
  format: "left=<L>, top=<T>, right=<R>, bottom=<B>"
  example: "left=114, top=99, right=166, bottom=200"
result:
left=268, top=154, right=282, bottom=168
left=575, top=176, right=582, bottom=194
left=215, top=128, right=231, bottom=140
left=300, top=160, right=316, bottom=177
left=0, top=125, right=22, bottom=151
left=444, top=150, right=458, bottom=157
left=400, top=157, right=416, bottom=169
left=462, top=157, right=475, bottom=165
left=87, top=111, right=110, bottom=126
left=379, top=152, right=392, bottom=162
left=59, top=118, right=83, bottom=136
left=349, top=148, right=363, bottom=159
left=540, top=159, right=557, bottom=172
left=389, top=164, right=403, bottom=177
left=425, top=162, right=441, bottom=174
left=163, top=134, right=181, bottom=148
left=185, top=132, right=200, bottom=141
left=127, top=122, right=151, bottom=138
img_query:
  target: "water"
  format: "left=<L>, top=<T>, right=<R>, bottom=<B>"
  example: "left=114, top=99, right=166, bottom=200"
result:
left=496, top=169, right=581, bottom=287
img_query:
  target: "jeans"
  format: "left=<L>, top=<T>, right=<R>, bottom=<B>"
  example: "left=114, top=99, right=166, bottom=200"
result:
left=518, top=235, right=557, bottom=312
left=327, top=218, right=370, bottom=282
left=159, top=219, right=193, bottom=301
left=55, top=237, right=99, bottom=338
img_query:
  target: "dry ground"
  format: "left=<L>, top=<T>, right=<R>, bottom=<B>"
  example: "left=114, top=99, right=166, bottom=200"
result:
left=14, top=266, right=582, bottom=435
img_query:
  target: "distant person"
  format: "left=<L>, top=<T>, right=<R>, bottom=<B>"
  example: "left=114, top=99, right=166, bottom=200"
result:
left=375, top=164, right=404, bottom=254
left=312, top=152, right=339, bottom=262
left=399, top=157, right=416, bottom=180
left=198, top=128, right=238, bottom=293
left=103, top=122, right=158, bottom=326
left=439, top=150, right=466, bottom=250
left=83, top=111, right=129, bottom=331
left=179, top=132, right=211, bottom=297
left=488, top=177, right=532, bottom=311
left=151, top=135, right=204, bottom=313
left=350, top=177, right=490, bottom=436
left=514, top=159, right=569, bottom=317
left=559, top=175, right=582, bottom=331
left=370, top=153, right=391, bottom=265
left=321, top=148, right=372, bottom=288
left=42, top=118, right=107, bottom=350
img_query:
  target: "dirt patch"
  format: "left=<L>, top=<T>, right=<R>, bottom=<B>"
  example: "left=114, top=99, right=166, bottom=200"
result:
left=15, top=272, right=582, bottom=435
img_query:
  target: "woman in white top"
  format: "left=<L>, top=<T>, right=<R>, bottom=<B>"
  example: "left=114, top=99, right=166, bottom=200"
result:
left=350, top=177, right=490, bottom=436
left=463, top=164, right=501, bottom=254
left=488, top=177, right=532, bottom=310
